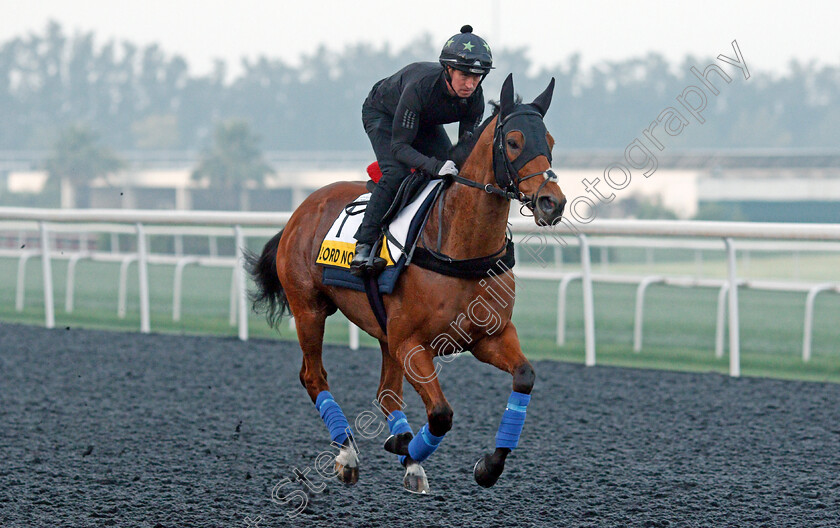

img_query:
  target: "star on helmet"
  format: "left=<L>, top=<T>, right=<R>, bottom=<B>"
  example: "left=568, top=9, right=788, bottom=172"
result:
left=462, top=41, right=474, bottom=52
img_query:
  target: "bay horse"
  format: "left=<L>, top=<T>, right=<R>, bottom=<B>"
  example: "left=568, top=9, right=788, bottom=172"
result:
left=248, top=74, right=566, bottom=493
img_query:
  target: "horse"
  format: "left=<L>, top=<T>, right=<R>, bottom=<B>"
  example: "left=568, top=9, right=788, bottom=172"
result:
left=247, top=73, right=566, bottom=493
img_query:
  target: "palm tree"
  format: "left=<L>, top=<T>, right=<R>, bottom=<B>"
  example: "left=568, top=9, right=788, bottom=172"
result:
left=191, top=120, right=272, bottom=210
left=45, top=125, right=123, bottom=208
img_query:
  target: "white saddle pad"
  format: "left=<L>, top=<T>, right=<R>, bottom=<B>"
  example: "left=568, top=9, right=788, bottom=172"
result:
left=316, top=180, right=442, bottom=269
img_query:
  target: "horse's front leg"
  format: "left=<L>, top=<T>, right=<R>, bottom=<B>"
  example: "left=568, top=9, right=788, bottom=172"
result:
left=470, top=323, right=535, bottom=488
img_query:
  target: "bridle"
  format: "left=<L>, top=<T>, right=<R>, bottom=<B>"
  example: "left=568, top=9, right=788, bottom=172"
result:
left=449, top=109, right=557, bottom=215
left=423, top=107, right=557, bottom=261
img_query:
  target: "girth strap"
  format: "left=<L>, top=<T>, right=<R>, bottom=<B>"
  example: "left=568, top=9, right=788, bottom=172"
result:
left=411, top=239, right=515, bottom=279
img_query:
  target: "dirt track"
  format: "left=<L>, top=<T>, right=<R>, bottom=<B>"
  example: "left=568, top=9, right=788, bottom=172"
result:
left=1, top=322, right=839, bottom=527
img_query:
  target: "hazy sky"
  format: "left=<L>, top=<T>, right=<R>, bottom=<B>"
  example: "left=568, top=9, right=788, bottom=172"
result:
left=2, top=0, right=838, bottom=78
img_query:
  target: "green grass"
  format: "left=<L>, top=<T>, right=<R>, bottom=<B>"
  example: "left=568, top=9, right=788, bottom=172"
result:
left=2, top=251, right=839, bottom=383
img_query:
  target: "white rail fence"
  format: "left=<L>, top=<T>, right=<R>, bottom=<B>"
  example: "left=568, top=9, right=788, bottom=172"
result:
left=2, top=207, right=840, bottom=377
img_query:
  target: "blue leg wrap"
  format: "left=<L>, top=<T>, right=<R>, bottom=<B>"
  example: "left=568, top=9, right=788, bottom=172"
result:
left=387, top=410, right=413, bottom=465
left=387, top=410, right=413, bottom=435
left=495, top=391, right=531, bottom=449
left=315, top=391, right=352, bottom=446
left=407, top=423, right=444, bottom=462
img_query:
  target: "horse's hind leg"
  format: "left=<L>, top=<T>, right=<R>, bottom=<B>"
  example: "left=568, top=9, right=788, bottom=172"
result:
left=291, top=298, right=359, bottom=485
left=376, top=341, right=429, bottom=494
left=470, top=323, right=535, bottom=488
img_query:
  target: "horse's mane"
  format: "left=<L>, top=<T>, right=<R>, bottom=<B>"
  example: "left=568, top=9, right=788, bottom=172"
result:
left=450, top=96, right=523, bottom=168
left=449, top=102, right=499, bottom=168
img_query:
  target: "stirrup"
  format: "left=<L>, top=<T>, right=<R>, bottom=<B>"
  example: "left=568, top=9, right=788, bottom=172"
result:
left=350, top=241, right=386, bottom=277
left=367, top=253, right=387, bottom=274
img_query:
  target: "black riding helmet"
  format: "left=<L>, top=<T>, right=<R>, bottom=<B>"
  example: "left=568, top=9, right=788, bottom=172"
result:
left=439, top=25, right=493, bottom=76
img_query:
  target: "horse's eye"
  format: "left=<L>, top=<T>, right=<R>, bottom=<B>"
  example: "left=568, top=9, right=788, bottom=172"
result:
left=506, top=139, right=519, bottom=149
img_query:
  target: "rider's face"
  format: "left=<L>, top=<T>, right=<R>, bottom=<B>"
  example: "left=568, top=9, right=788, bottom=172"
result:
left=447, top=68, right=482, bottom=98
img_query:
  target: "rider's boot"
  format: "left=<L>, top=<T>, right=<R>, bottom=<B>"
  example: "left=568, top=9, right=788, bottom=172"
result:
left=350, top=241, right=374, bottom=277
left=350, top=241, right=387, bottom=277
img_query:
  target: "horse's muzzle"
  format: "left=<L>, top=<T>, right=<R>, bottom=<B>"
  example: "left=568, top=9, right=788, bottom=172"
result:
left=536, top=195, right=566, bottom=225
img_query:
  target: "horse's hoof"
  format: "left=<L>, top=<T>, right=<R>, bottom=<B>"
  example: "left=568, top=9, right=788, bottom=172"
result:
left=335, top=443, right=359, bottom=486
left=335, top=462, right=359, bottom=485
left=403, top=461, right=430, bottom=494
left=384, top=432, right=413, bottom=456
left=473, top=453, right=504, bottom=488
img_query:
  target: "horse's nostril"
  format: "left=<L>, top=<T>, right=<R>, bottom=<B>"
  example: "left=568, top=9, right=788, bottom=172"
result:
left=538, top=196, right=558, bottom=213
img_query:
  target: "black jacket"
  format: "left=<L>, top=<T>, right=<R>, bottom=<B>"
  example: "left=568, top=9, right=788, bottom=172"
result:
left=364, top=62, right=484, bottom=175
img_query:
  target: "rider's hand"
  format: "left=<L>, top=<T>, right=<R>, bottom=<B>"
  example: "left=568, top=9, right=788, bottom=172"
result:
left=438, top=160, right=459, bottom=177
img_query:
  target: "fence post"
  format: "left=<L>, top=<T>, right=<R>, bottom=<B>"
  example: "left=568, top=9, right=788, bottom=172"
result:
left=117, top=256, right=137, bottom=319
left=234, top=225, right=249, bottom=341
left=715, top=283, right=729, bottom=359
left=65, top=253, right=88, bottom=313
left=579, top=234, right=596, bottom=367
left=172, top=258, right=198, bottom=322
left=802, top=284, right=835, bottom=362
left=556, top=273, right=582, bottom=346
left=136, top=223, right=150, bottom=334
left=724, top=238, right=739, bottom=377
left=39, top=222, right=55, bottom=329
left=633, top=276, right=664, bottom=353
left=16, top=252, right=33, bottom=312
left=229, top=268, right=237, bottom=326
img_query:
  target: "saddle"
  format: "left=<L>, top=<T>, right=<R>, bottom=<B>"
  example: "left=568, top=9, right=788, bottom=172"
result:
left=316, top=174, right=443, bottom=294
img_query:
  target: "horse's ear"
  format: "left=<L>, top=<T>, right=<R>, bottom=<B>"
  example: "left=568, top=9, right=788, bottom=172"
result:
left=500, top=73, right=515, bottom=118
left=531, top=77, right=555, bottom=117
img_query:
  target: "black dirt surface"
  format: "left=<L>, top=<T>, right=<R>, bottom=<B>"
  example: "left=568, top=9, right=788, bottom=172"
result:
left=2, top=323, right=839, bottom=528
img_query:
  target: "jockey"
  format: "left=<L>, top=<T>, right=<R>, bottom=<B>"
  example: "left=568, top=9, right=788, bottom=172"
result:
left=350, top=25, right=493, bottom=276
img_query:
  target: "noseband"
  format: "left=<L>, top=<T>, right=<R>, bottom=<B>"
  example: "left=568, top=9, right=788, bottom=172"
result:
left=450, top=109, right=557, bottom=214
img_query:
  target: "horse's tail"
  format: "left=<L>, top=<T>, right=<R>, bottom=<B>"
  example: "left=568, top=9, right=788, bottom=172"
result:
left=244, top=229, right=290, bottom=329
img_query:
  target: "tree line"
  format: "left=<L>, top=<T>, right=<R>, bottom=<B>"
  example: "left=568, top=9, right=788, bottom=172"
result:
left=2, top=21, right=839, bottom=152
